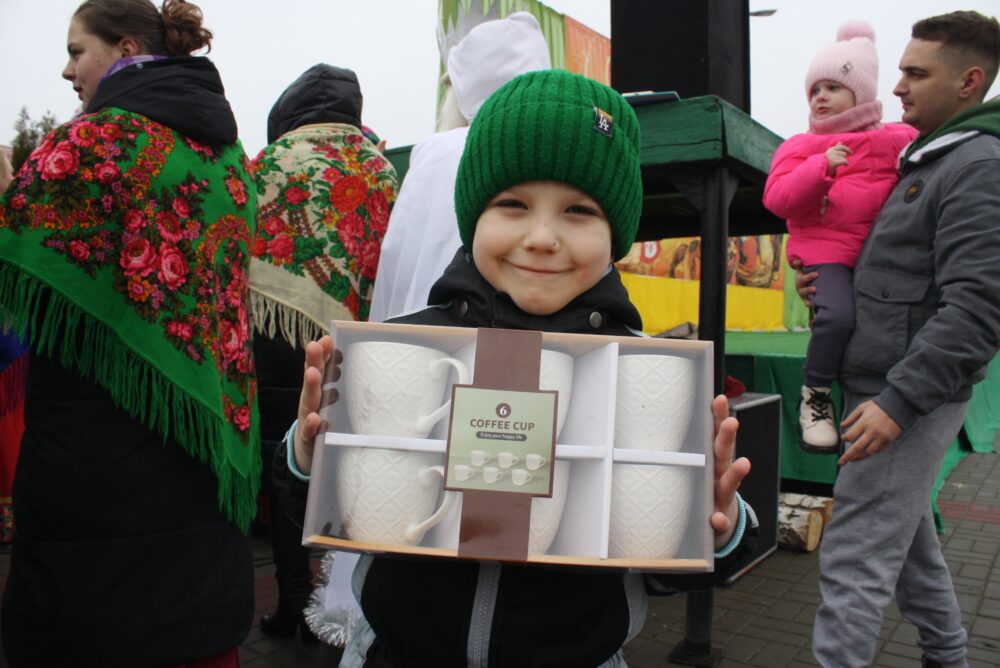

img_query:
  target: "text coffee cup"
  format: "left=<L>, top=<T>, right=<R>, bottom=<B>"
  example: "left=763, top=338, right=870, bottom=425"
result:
left=615, top=354, right=696, bottom=452
left=343, top=341, right=470, bottom=438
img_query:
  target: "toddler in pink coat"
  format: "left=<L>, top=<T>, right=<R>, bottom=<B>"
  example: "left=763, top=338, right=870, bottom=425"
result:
left=763, top=21, right=916, bottom=453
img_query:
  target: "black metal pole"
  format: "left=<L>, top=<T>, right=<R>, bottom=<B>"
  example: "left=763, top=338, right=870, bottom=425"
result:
left=669, top=166, right=733, bottom=668
left=698, top=166, right=730, bottom=394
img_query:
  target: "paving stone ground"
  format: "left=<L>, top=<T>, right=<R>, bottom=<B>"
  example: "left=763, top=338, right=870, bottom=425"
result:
left=1, top=443, right=997, bottom=667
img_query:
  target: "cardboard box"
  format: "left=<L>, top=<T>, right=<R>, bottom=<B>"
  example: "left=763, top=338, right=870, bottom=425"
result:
left=302, top=321, right=714, bottom=572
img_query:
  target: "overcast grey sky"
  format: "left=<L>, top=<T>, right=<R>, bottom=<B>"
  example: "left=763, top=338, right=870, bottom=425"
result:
left=1, top=0, right=998, bottom=157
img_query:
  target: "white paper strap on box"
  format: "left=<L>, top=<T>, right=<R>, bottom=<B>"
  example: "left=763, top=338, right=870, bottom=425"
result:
left=324, top=434, right=613, bottom=461
left=324, top=432, right=447, bottom=453
left=554, top=444, right=607, bottom=460
left=611, top=449, right=706, bottom=467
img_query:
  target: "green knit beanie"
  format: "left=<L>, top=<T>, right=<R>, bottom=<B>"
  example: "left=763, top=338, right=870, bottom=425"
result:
left=455, top=69, right=643, bottom=261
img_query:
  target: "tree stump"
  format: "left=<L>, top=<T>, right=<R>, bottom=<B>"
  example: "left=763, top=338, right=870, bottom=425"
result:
left=778, top=503, right=823, bottom=552
left=779, top=493, right=834, bottom=529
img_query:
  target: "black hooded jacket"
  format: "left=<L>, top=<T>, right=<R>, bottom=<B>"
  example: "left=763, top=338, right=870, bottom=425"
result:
left=266, top=63, right=362, bottom=145
left=86, top=56, right=238, bottom=146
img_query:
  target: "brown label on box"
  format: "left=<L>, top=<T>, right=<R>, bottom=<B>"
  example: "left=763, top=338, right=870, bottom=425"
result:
left=450, top=328, right=556, bottom=561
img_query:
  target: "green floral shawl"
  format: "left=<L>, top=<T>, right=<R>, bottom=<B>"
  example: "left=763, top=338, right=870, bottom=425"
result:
left=0, top=108, right=260, bottom=530
left=250, top=123, right=398, bottom=344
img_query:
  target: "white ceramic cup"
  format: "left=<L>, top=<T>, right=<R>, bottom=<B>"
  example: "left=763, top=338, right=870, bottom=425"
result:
left=343, top=341, right=470, bottom=438
left=525, top=454, right=548, bottom=471
left=453, top=464, right=476, bottom=482
left=336, top=448, right=457, bottom=546
left=497, top=452, right=518, bottom=469
left=511, top=469, right=532, bottom=486
left=470, top=450, right=491, bottom=466
left=608, top=464, right=693, bottom=559
left=482, top=466, right=503, bottom=483
left=528, top=459, right=570, bottom=555
left=614, top=354, right=696, bottom=452
left=539, top=349, right=574, bottom=439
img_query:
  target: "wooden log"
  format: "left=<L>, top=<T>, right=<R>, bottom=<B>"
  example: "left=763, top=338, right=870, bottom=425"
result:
left=778, top=503, right=823, bottom=552
left=780, top=493, right=834, bottom=529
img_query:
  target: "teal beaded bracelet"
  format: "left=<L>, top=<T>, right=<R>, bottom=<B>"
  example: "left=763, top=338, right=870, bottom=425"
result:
left=285, top=419, right=311, bottom=483
left=714, top=492, right=747, bottom=559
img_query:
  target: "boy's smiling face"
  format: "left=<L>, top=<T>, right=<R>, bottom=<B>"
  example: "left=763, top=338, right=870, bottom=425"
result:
left=472, top=180, right=613, bottom=316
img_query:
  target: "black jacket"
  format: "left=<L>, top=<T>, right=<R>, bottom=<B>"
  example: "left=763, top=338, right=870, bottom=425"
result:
left=87, top=56, right=238, bottom=146
left=277, top=252, right=757, bottom=667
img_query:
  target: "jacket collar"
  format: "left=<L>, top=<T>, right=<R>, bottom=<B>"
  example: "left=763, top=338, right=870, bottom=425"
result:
left=86, top=57, right=238, bottom=146
left=426, top=250, right=644, bottom=334
left=902, top=97, right=1000, bottom=169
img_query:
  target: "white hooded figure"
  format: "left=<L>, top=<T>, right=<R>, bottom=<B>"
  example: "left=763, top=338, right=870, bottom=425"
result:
left=368, top=12, right=552, bottom=322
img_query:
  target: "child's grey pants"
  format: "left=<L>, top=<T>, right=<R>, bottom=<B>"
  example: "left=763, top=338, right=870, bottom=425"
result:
left=812, top=392, right=969, bottom=668
left=803, top=263, right=854, bottom=388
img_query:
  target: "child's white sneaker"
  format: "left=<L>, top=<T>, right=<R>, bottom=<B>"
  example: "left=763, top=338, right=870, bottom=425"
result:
left=798, top=385, right=839, bottom=453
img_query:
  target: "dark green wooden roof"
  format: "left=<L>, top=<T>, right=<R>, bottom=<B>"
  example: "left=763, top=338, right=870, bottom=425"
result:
left=634, top=95, right=785, bottom=239
left=384, top=95, right=787, bottom=240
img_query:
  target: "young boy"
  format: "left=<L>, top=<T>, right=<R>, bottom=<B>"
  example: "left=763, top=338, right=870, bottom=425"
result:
left=282, top=69, right=756, bottom=667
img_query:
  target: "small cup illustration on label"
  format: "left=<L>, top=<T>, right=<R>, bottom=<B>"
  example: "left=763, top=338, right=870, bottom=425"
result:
left=525, top=454, right=548, bottom=471
left=511, top=469, right=533, bottom=486
left=497, top=452, right=518, bottom=469
left=482, top=466, right=504, bottom=483
left=470, top=450, right=491, bottom=466
left=453, top=464, right=477, bottom=482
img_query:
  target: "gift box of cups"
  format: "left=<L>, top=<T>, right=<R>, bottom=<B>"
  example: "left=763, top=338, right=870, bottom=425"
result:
left=302, top=320, right=715, bottom=572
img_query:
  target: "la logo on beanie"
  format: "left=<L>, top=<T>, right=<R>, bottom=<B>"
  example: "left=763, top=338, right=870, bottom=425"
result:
left=593, top=106, right=614, bottom=137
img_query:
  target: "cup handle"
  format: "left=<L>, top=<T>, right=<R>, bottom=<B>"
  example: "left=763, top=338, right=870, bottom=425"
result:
left=404, top=465, right=457, bottom=544
left=414, top=357, right=470, bottom=433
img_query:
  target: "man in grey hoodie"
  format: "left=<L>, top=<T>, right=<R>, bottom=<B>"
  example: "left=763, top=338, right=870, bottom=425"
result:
left=804, top=11, right=1000, bottom=668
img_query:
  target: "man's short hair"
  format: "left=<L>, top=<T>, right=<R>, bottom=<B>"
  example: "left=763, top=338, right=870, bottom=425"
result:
left=912, top=11, right=1000, bottom=95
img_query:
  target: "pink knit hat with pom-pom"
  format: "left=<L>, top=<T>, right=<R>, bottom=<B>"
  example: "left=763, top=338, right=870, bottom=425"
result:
left=805, top=20, right=878, bottom=104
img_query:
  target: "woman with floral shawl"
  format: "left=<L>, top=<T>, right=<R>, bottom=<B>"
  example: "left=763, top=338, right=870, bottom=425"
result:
left=0, top=1, right=258, bottom=665
left=249, top=63, right=397, bottom=642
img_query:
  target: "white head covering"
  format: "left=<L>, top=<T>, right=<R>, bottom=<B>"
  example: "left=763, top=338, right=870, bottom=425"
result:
left=368, top=12, right=551, bottom=323
left=448, top=12, right=552, bottom=123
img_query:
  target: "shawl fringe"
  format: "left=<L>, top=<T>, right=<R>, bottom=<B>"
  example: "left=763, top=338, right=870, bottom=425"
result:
left=250, top=290, right=324, bottom=350
left=0, top=263, right=261, bottom=531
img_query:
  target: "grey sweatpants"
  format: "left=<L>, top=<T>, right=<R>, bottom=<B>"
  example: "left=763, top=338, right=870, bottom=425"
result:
left=812, top=393, right=969, bottom=668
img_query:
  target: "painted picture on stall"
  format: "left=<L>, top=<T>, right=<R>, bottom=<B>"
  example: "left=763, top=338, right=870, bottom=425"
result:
left=616, top=235, right=786, bottom=291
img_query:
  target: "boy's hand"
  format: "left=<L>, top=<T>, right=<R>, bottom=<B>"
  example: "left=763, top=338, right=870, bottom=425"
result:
left=711, top=394, right=750, bottom=549
left=825, top=142, right=852, bottom=177
left=294, top=335, right=338, bottom=475
left=790, top=258, right=818, bottom=308
left=838, top=400, right=902, bottom=465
